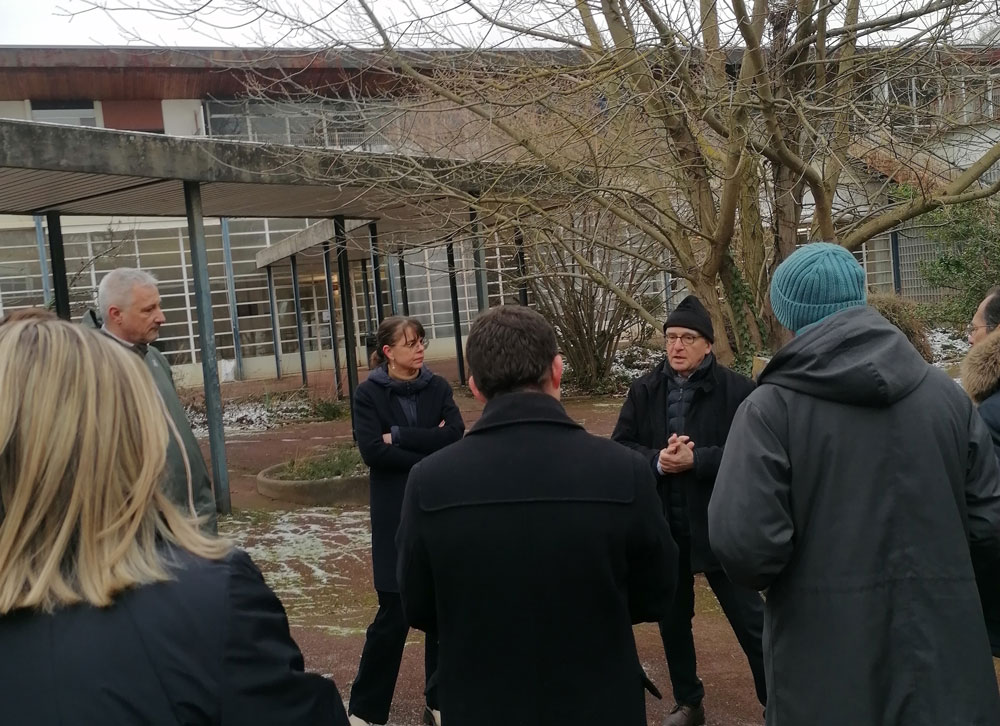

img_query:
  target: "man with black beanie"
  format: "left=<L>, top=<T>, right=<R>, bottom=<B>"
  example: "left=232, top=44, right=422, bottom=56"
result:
left=612, top=295, right=765, bottom=726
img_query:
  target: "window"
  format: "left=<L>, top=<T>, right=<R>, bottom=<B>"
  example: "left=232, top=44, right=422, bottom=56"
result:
left=31, top=101, right=98, bottom=128
left=204, top=99, right=392, bottom=151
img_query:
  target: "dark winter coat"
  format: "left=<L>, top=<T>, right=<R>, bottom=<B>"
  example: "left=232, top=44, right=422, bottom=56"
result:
left=710, top=306, right=1000, bottom=726
left=82, top=310, right=217, bottom=532
left=962, top=326, right=1000, bottom=656
left=396, top=392, right=677, bottom=726
left=612, top=354, right=755, bottom=572
left=353, top=366, right=464, bottom=592
left=0, top=547, right=349, bottom=726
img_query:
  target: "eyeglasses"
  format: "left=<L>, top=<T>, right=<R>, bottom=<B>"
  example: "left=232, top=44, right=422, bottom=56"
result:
left=395, top=337, right=427, bottom=350
left=967, top=323, right=991, bottom=336
left=665, top=333, right=703, bottom=347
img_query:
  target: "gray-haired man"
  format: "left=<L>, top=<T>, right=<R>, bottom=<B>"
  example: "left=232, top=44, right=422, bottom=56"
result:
left=83, top=268, right=217, bottom=532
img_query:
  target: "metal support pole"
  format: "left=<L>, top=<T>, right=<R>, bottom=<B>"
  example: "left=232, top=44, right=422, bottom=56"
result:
left=266, top=265, right=282, bottom=379
left=361, top=259, right=374, bottom=331
left=398, top=255, right=410, bottom=315
left=290, top=254, right=308, bottom=387
left=369, top=222, right=386, bottom=324
left=45, top=213, right=71, bottom=320
left=322, top=241, right=343, bottom=397
left=890, top=229, right=903, bottom=295
left=470, top=207, right=488, bottom=312
left=514, top=227, right=529, bottom=306
left=220, top=218, right=244, bottom=381
left=182, top=181, right=231, bottom=515
left=386, top=252, right=399, bottom=315
left=335, top=216, right=359, bottom=429
left=446, top=241, right=467, bottom=386
left=33, top=215, right=53, bottom=306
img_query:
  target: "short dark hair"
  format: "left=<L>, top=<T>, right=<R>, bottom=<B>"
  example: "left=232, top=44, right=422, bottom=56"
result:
left=984, top=287, right=1000, bottom=331
left=369, top=316, right=426, bottom=368
left=466, top=306, right=558, bottom=399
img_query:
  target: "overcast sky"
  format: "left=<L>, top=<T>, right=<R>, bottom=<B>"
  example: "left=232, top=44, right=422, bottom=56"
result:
left=0, top=0, right=243, bottom=46
left=0, top=0, right=984, bottom=49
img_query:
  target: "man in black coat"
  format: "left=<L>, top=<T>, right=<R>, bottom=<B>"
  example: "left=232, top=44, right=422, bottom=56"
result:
left=396, top=305, right=677, bottom=726
left=962, top=285, right=1000, bottom=657
left=612, top=295, right=765, bottom=726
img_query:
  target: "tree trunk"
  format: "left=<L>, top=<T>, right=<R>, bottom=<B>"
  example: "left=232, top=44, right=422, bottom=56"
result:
left=688, top=275, right=734, bottom=365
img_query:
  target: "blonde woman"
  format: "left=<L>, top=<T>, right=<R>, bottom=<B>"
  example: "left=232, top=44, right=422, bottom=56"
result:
left=0, top=319, right=349, bottom=726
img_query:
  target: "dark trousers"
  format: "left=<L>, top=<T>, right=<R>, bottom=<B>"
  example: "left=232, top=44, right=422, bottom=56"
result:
left=349, top=590, right=439, bottom=724
left=659, top=540, right=767, bottom=707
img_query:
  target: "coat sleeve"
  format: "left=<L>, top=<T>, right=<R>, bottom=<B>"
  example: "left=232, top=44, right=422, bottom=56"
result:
left=393, top=383, right=465, bottom=455
left=353, top=385, right=424, bottom=471
left=964, top=407, right=1000, bottom=657
left=975, top=398, right=1000, bottom=467
left=692, top=445, right=722, bottom=481
left=626, top=456, right=678, bottom=623
left=221, top=550, right=349, bottom=726
left=396, top=463, right=436, bottom=634
left=611, top=386, right=660, bottom=475
left=708, top=398, right=794, bottom=591
left=693, top=374, right=756, bottom=482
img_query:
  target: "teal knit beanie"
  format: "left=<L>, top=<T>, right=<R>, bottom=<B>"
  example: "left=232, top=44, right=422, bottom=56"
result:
left=770, top=242, right=867, bottom=334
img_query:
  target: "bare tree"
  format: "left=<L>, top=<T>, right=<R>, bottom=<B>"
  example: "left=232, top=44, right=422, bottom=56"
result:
left=87, top=0, right=1000, bottom=359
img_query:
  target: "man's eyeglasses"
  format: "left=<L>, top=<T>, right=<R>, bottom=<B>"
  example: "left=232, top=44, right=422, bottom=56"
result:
left=396, top=337, right=427, bottom=350
left=665, top=333, right=702, bottom=347
left=967, top=323, right=990, bottom=336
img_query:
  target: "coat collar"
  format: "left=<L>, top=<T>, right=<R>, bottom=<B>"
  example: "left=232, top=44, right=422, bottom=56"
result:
left=467, top=391, right=583, bottom=435
left=963, top=327, right=1000, bottom=402
left=640, top=355, right=718, bottom=394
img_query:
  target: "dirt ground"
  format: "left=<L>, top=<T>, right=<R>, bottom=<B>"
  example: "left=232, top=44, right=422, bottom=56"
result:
left=197, top=360, right=998, bottom=725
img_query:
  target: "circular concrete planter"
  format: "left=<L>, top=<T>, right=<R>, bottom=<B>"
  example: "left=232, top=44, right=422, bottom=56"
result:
left=256, top=459, right=369, bottom=506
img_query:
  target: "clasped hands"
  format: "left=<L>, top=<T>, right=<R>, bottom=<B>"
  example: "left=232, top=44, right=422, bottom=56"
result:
left=658, top=433, right=695, bottom=474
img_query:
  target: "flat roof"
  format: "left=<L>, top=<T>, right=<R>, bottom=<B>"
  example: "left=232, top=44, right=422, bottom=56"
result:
left=0, top=119, right=552, bottom=227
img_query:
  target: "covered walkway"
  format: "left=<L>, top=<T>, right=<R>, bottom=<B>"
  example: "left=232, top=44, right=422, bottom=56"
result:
left=0, top=118, right=549, bottom=512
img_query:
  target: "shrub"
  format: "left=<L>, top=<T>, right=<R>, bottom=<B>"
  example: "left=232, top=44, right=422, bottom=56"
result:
left=311, top=397, right=349, bottom=421
left=274, top=445, right=367, bottom=481
left=869, top=293, right=934, bottom=363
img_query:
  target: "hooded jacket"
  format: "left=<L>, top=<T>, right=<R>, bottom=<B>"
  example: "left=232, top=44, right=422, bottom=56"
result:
left=82, top=309, right=217, bottom=532
left=709, top=305, right=1000, bottom=726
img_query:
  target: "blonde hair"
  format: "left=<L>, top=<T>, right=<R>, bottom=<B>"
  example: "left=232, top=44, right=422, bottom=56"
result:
left=0, top=319, right=229, bottom=614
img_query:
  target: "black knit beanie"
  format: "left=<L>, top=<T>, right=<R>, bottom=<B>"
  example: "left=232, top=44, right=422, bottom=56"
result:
left=662, top=295, right=714, bottom=343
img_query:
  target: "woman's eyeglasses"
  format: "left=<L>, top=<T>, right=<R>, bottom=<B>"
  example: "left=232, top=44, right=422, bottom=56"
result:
left=396, top=337, right=427, bottom=350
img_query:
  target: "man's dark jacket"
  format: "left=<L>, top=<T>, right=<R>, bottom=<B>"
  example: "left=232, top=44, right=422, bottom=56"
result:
left=82, top=309, right=217, bottom=532
left=612, top=355, right=754, bottom=572
left=0, top=548, right=349, bottom=725
left=710, top=306, right=1000, bottom=726
left=353, top=367, right=464, bottom=592
left=963, top=325, right=1000, bottom=656
left=396, top=392, right=677, bottom=726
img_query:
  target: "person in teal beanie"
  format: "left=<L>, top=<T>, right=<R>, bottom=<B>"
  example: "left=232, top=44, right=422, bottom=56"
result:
left=709, top=242, right=1000, bottom=725
left=769, top=242, right=867, bottom=334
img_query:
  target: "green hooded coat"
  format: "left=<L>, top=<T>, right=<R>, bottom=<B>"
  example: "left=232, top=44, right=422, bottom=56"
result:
left=82, top=309, right=217, bottom=532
